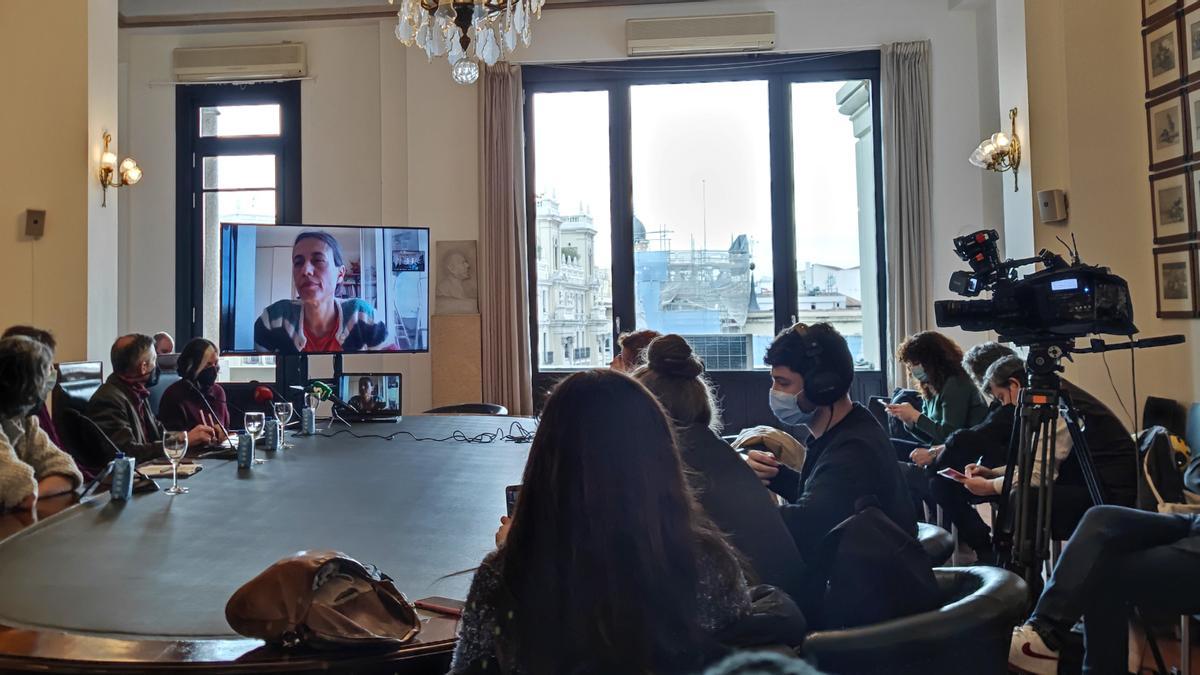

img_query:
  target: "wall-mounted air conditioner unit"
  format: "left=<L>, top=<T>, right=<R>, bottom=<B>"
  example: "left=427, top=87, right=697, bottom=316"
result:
left=172, top=43, right=307, bottom=82
left=626, top=12, right=775, bottom=57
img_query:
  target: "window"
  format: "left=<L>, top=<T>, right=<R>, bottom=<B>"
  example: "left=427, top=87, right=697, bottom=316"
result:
left=176, top=83, right=300, bottom=381
left=525, top=53, right=885, bottom=376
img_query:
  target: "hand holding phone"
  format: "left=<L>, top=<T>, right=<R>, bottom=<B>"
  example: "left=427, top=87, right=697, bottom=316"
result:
left=505, top=484, right=521, bottom=517
left=937, top=467, right=968, bottom=483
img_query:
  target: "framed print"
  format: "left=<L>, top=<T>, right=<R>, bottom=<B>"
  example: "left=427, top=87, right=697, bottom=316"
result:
left=1190, top=83, right=1200, bottom=155
left=1186, top=4, right=1200, bottom=79
left=1154, top=244, right=1199, bottom=317
left=1146, top=0, right=1180, bottom=25
left=1145, top=16, right=1184, bottom=96
left=1147, top=92, right=1189, bottom=169
left=1152, top=168, right=1194, bottom=243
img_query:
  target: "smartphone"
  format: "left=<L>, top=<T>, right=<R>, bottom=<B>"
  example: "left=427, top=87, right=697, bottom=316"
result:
left=414, top=596, right=465, bottom=617
left=937, top=467, right=969, bottom=483
left=505, top=484, right=521, bottom=517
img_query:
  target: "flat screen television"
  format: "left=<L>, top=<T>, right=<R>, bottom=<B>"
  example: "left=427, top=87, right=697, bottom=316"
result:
left=338, top=373, right=402, bottom=414
left=219, top=223, right=430, bottom=354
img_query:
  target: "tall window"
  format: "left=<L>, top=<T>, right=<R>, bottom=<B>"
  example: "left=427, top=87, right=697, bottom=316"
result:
left=176, top=83, right=301, bottom=381
left=525, top=53, right=885, bottom=376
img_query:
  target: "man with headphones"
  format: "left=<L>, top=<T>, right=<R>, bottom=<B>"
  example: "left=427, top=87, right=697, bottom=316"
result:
left=746, top=322, right=918, bottom=561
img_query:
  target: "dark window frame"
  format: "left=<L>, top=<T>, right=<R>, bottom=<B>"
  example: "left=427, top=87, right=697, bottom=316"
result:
left=174, top=81, right=302, bottom=343
left=523, top=52, right=887, bottom=406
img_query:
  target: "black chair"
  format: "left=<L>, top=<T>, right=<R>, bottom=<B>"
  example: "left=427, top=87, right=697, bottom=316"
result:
left=148, top=353, right=181, bottom=416
left=424, top=403, right=508, bottom=416
left=917, top=522, right=955, bottom=566
left=52, top=361, right=104, bottom=470
left=803, top=566, right=1028, bottom=675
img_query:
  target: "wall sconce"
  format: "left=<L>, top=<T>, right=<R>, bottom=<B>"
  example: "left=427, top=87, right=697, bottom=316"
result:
left=969, top=107, right=1022, bottom=192
left=98, top=132, right=142, bottom=207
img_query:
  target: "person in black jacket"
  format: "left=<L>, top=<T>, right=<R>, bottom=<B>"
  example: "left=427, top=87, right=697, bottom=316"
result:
left=745, top=323, right=917, bottom=562
left=634, top=334, right=807, bottom=605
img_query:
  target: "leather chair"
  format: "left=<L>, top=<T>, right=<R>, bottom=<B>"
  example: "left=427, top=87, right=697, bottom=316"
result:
left=52, top=361, right=104, bottom=471
left=917, top=522, right=955, bottom=566
left=424, top=403, right=508, bottom=416
left=803, top=567, right=1028, bottom=675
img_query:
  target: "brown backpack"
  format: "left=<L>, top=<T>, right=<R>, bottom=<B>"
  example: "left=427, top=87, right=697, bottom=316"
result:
left=225, top=550, right=421, bottom=648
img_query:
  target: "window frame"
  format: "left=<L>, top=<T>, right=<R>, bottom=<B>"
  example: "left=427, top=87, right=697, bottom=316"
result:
left=523, top=52, right=887, bottom=386
left=174, top=81, right=302, bottom=344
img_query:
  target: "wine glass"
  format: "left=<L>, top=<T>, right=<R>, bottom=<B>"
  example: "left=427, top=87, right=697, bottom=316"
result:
left=162, top=431, right=189, bottom=495
left=244, top=412, right=266, bottom=464
left=274, top=401, right=294, bottom=449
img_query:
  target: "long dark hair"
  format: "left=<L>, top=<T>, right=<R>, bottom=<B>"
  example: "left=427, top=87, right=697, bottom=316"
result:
left=495, top=369, right=731, bottom=674
left=896, top=330, right=968, bottom=399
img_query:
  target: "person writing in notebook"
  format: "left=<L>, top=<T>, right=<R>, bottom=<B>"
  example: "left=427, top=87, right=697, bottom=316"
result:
left=254, top=231, right=397, bottom=353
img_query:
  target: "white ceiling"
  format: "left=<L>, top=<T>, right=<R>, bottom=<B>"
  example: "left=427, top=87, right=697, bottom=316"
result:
left=118, top=0, right=710, bottom=17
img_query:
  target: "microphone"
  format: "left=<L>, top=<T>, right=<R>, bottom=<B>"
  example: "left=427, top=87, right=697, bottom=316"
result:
left=67, top=409, right=126, bottom=464
left=303, top=380, right=359, bottom=413
left=254, top=385, right=275, bottom=403
left=249, top=380, right=290, bottom=402
left=185, top=380, right=235, bottom=447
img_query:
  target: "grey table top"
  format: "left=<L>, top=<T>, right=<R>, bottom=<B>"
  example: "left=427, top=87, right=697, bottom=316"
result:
left=0, top=415, right=534, bottom=640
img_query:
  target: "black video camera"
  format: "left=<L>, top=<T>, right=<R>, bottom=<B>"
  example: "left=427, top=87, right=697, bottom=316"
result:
left=934, top=230, right=1137, bottom=345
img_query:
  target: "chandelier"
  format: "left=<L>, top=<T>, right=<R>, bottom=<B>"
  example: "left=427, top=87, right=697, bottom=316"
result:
left=390, top=0, right=546, bottom=85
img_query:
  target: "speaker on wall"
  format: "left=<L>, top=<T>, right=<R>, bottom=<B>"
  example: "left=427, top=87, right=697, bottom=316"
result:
left=1037, top=189, right=1068, bottom=223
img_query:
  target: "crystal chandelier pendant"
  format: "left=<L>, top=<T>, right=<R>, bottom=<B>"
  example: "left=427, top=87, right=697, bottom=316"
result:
left=394, top=0, right=541, bottom=84
left=452, top=58, right=481, bottom=85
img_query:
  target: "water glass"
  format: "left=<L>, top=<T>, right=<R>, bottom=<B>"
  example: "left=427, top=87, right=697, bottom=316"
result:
left=244, top=412, right=266, bottom=464
left=274, top=401, right=294, bottom=449
left=162, top=431, right=189, bottom=495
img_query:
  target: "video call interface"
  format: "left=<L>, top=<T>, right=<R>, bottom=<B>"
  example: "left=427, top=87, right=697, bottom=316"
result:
left=339, top=374, right=402, bottom=413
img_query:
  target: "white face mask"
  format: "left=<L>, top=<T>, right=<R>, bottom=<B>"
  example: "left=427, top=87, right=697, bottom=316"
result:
left=910, top=365, right=928, bottom=382
left=769, top=388, right=816, bottom=427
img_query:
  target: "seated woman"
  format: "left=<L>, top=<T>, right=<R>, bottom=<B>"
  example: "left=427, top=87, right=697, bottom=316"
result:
left=609, top=329, right=661, bottom=373
left=3, top=325, right=63, bottom=448
left=634, top=334, right=807, bottom=605
left=450, top=369, right=751, bottom=675
left=254, top=231, right=397, bottom=353
left=158, top=338, right=230, bottom=439
left=0, top=336, right=83, bottom=510
left=347, top=376, right=383, bottom=413
left=886, top=331, right=988, bottom=446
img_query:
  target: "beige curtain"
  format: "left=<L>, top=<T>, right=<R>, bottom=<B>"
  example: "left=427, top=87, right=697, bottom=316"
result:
left=882, top=40, right=933, bottom=388
left=479, top=64, right=534, bottom=415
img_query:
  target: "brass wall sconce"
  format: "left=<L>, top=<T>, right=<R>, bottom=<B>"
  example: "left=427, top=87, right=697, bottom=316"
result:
left=969, top=107, right=1022, bottom=192
left=98, top=132, right=142, bottom=207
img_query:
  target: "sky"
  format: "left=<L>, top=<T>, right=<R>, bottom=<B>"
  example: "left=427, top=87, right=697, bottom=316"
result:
left=530, top=79, right=867, bottom=274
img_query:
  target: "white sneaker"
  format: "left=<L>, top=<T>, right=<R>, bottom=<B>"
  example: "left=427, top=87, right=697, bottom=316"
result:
left=1009, top=624, right=1060, bottom=675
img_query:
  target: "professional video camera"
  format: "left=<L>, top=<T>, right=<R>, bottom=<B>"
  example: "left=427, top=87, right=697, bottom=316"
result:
left=934, top=229, right=1136, bottom=345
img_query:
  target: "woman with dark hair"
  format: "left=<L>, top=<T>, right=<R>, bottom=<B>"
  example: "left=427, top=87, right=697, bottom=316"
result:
left=0, top=337, right=83, bottom=510
left=157, top=338, right=229, bottom=439
left=450, top=369, right=751, bottom=675
left=634, top=334, right=807, bottom=605
left=609, top=329, right=662, bottom=372
left=254, top=231, right=398, bottom=353
left=347, top=376, right=382, bottom=412
left=2, top=325, right=63, bottom=448
left=886, top=331, right=987, bottom=447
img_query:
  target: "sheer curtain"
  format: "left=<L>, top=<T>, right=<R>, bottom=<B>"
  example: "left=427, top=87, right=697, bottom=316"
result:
left=882, top=40, right=933, bottom=388
left=479, top=65, right=534, bottom=415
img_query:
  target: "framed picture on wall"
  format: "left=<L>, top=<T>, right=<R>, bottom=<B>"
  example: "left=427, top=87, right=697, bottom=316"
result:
left=1146, top=0, right=1180, bottom=25
left=1154, top=243, right=1199, bottom=317
left=1189, top=83, right=1200, bottom=155
left=1185, top=4, right=1200, bottom=79
left=1151, top=168, right=1194, bottom=243
left=1147, top=92, right=1189, bottom=169
left=1145, top=16, right=1184, bottom=95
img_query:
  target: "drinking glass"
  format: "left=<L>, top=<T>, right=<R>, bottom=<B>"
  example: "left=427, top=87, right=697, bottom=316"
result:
left=162, top=431, right=189, bottom=495
left=244, top=412, right=266, bottom=464
left=274, top=401, right=294, bottom=449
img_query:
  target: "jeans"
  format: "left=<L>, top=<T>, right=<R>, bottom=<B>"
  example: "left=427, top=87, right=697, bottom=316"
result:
left=1029, top=505, right=1200, bottom=674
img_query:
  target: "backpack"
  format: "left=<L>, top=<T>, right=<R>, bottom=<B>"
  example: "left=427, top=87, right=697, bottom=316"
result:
left=1136, top=426, right=1200, bottom=513
left=810, top=497, right=940, bottom=630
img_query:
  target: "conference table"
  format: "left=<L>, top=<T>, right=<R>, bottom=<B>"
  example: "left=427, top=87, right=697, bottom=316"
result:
left=0, top=415, right=535, bottom=674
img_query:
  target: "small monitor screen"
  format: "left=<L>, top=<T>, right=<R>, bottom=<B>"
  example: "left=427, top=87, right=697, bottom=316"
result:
left=1050, top=278, right=1079, bottom=292
left=339, top=374, right=402, bottom=413
left=220, top=223, right=429, bottom=354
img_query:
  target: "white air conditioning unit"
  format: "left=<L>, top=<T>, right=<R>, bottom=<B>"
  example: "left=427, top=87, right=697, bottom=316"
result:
left=626, top=12, right=775, bottom=57
left=172, top=43, right=307, bottom=82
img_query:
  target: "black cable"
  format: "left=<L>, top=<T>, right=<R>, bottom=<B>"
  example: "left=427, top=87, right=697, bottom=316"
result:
left=1131, top=338, right=1139, bottom=433
left=1100, top=351, right=1133, bottom=430
left=314, top=420, right=537, bottom=444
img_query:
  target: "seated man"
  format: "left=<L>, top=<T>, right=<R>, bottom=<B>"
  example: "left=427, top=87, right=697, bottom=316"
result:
left=153, top=331, right=174, bottom=356
left=88, top=334, right=213, bottom=463
left=1009, top=505, right=1200, bottom=675
left=746, top=323, right=918, bottom=562
left=962, top=355, right=1138, bottom=542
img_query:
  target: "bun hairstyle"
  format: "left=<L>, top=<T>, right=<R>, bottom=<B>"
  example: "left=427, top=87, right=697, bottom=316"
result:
left=635, top=334, right=721, bottom=432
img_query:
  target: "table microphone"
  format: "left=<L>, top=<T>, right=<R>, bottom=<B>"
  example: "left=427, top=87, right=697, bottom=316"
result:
left=68, top=409, right=126, bottom=464
left=186, top=380, right=235, bottom=448
left=306, top=380, right=360, bottom=413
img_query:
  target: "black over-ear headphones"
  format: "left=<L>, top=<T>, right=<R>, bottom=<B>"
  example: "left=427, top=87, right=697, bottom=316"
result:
left=793, top=324, right=845, bottom=407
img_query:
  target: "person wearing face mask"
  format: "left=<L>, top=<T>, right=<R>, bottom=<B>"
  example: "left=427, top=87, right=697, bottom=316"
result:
left=0, top=336, right=83, bottom=510
left=886, top=331, right=988, bottom=449
left=157, top=338, right=230, bottom=442
left=745, top=323, right=917, bottom=562
left=88, top=334, right=215, bottom=463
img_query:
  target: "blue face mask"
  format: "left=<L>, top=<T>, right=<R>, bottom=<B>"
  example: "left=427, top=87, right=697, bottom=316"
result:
left=910, top=365, right=928, bottom=382
left=769, top=388, right=817, bottom=427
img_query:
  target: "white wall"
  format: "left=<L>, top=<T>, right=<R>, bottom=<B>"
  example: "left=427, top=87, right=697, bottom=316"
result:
left=120, top=0, right=1004, bottom=408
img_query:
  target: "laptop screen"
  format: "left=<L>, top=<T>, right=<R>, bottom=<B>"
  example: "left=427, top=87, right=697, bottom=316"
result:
left=337, top=374, right=401, bottom=413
